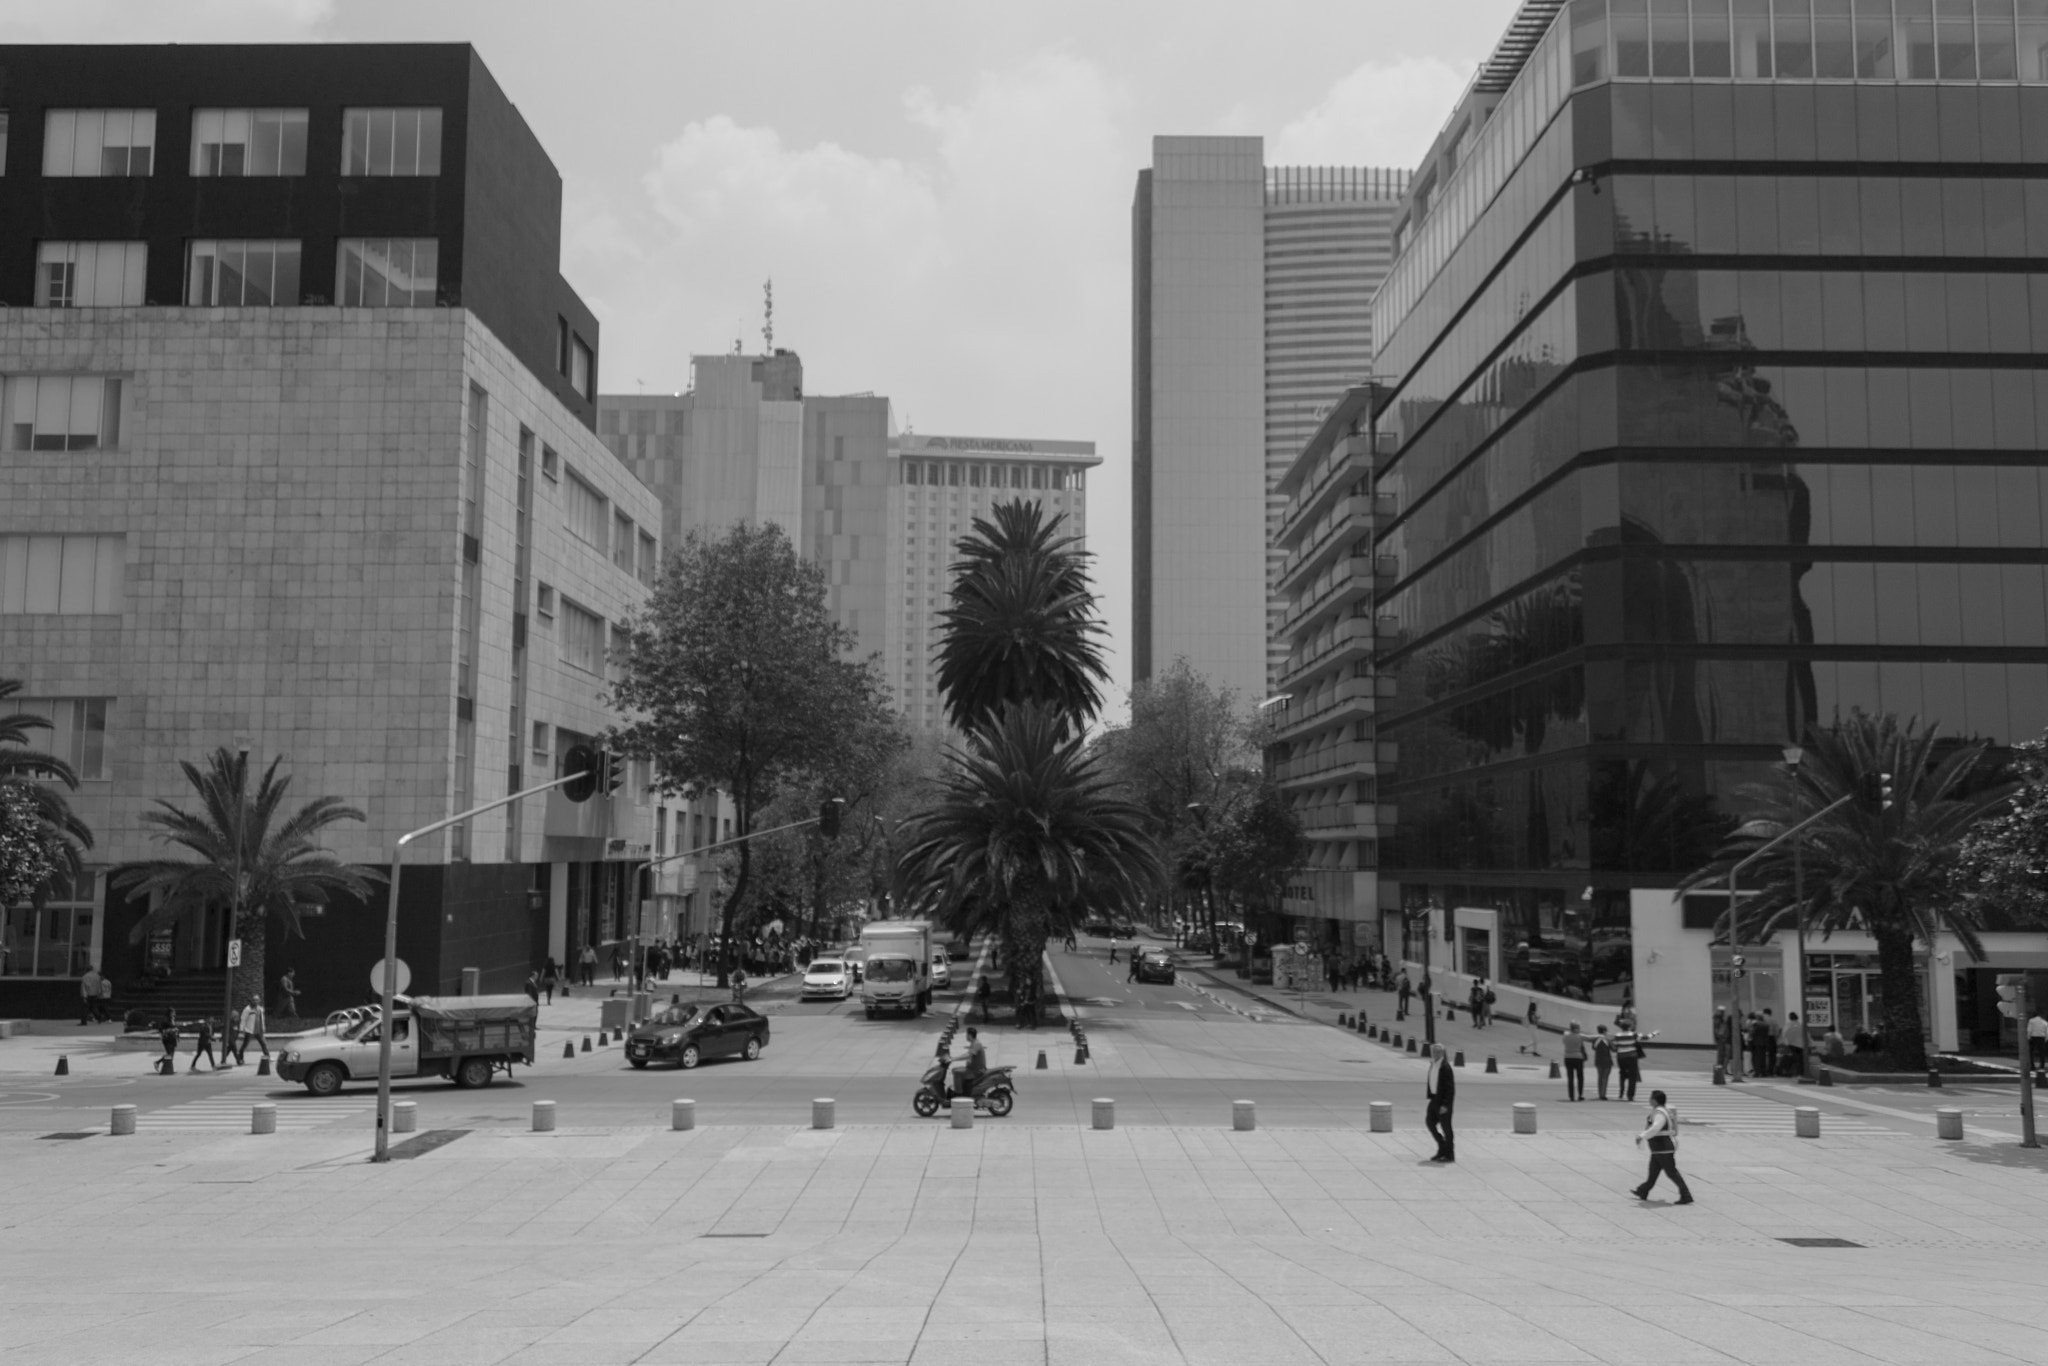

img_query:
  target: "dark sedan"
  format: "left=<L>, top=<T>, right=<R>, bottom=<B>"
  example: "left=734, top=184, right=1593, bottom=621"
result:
left=1133, top=951, right=1178, bottom=985
left=625, top=1003, right=770, bottom=1070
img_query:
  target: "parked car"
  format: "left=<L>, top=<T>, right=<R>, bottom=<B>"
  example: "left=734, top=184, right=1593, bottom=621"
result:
left=930, top=950, right=951, bottom=989
left=1080, top=919, right=1113, bottom=938
left=1112, top=920, right=1137, bottom=939
left=625, top=1002, right=770, bottom=1069
left=1133, top=951, right=1178, bottom=985
left=1181, top=933, right=1216, bottom=954
left=802, top=958, right=853, bottom=1000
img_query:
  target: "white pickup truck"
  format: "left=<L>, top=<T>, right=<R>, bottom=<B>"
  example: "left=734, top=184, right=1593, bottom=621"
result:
left=277, top=995, right=538, bottom=1095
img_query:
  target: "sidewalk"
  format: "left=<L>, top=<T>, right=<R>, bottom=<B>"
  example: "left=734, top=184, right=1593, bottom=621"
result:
left=5, top=1107, right=2047, bottom=1365
left=1184, top=960, right=1718, bottom=1076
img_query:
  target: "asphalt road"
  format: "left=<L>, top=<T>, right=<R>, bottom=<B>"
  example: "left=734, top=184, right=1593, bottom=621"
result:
left=2, top=932, right=2017, bottom=1143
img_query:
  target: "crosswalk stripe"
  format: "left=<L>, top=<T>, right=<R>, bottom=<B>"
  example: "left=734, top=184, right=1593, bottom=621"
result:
left=141, top=1086, right=371, bottom=1130
left=1654, top=1087, right=1897, bottom=1133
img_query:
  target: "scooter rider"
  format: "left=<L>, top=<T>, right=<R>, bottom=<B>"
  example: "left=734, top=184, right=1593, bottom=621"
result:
left=952, top=1025, right=988, bottom=1097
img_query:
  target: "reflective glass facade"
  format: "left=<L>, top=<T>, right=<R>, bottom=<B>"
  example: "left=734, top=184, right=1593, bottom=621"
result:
left=1370, top=0, right=2048, bottom=998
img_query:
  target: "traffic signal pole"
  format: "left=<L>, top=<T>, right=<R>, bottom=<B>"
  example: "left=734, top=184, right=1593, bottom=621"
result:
left=1723, top=792, right=1855, bottom=1083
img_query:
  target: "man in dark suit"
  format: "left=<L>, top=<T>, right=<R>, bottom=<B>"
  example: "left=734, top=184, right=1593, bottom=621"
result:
left=1425, top=1042, right=1456, bottom=1163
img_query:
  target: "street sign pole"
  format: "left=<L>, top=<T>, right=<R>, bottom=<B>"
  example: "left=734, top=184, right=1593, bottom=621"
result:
left=2021, top=979, right=2039, bottom=1149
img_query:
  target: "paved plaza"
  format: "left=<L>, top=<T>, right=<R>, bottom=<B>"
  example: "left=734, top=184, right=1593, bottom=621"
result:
left=5, top=946, right=2046, bottom=1366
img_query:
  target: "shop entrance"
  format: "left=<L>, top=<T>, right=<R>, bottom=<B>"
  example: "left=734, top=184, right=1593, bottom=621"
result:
left=1806, top=952, right=1924, bottom=1046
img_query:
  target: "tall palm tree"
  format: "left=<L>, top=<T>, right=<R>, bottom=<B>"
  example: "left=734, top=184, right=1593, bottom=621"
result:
left=1681, top=711, right=2012, bottom=1070
left=935, top=499, right=1108, bottom=736
left=898, top=705, right=1161, bottom=1008
left=111, top=748, right=383, bottom=1016
left=0, top=678, right=93, bottom=908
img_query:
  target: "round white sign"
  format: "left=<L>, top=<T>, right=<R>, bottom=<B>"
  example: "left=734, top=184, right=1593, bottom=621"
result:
left=1292, top=943, right=1309, bottom=957
left=369, top=958, right=412, bottom=995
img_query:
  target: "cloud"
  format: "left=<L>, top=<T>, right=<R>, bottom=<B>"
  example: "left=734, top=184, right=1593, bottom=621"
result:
left=0, top=0, right=334, bottom=41
left=1268, top=56, right=1473, bottom=169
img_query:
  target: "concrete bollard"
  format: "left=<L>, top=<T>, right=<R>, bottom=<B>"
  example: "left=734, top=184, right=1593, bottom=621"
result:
left=256, top=1056, right=271, bottom=1076
left=1454, top=1051, right=1465, bottom=1067
left=950, top=1099, right=974, bottom=1129
left=1513, top=1102, right=1538, bottom=1134
left=1075, top=1045, right=1088, bottom=1065
left=1092, top=1097, right=1115, bottom=1130
left=813, top=1098, right=836, bottom=1130
left=1036, top=1050, right=1048, bottom=1070
left=1712, top=1063, right=1726, bottom=1085
left=110, top=1104, right=136, bottom=1135
left=1406, top=1038, right=1419, bottom=1055
left=54, top=1054, right=68, bottom=1076
left=672, top=1099, right=696, bottom=1131
left=532, top=1100, right=556, bottom=1132
left=393, top=1100, right=417, bottom=1133
left=1368, top=1025, right=1379, bottom=1040
left=250, top=1103, right=277, bottom=1135
left=1936, top=1107, right=1964, bottom=1140
left=1486, top=1055, right=1499, bottom=1074
left=581, top=1036, right=592, bottom=1053
left=562, top=1040, right=575, bottom=1059
left=1795, top=1106, right=1820, bottom=1138
left=1233, top=1099, right=1256, bottom=1132
left=1369, top=1100, right=1393, bottom=1133
left=1548, top=1060, right=1561, bottom=1079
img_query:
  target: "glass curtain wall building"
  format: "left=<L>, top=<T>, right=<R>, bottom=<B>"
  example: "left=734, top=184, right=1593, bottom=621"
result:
left=1367, top=0, right=2048, bottom=1035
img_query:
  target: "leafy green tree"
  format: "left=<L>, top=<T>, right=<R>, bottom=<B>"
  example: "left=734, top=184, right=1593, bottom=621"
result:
left=111, top=749, right=382, bottom=1016
left=1211, top=779, right=1309, bottom=927
left=609, top=523, right=894, bottom=984
left=0, top=679, right=93, bottom=907
left=1953, top=734, right=2048, bottom=923
left=935, top=500, right=1107, bottom=736
left=898, top=705, right=1161, bottom=1005
left=1681, top=711, right=2012, bottom=1070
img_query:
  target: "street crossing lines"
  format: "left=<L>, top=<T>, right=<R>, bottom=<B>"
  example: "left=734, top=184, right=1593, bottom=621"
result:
left=138, top=1085, right=371, bottom=1132
left=1656, top=1086, right=1900, bottom=1136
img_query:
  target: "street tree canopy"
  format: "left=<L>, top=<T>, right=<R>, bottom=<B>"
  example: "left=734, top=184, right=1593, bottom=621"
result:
left=1953, top=734, right=2048, bottom=924
left=0, top=678, right=92, bottom=907
left=608, top=522, right=897, bottom=981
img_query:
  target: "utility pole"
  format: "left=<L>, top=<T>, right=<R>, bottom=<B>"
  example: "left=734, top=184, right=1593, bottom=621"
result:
left=1996, top=974, right=2039, bottom=1148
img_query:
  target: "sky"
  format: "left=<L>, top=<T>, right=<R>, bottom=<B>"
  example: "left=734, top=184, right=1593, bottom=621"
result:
left=4, top=0, right=1527, bottom=708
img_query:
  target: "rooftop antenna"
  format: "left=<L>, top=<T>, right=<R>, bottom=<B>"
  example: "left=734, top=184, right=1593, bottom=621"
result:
left=763, top=277, right=774, bottom=352
left=635, top=376, right=646, bottom=393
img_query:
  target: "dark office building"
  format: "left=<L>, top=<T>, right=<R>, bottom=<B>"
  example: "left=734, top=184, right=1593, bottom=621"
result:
left=1363, top=0, right=2048, bottom=1043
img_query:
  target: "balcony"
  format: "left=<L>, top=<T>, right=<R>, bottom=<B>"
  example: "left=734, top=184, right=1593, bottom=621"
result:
left=1277, top=436, right=1374, bottom=546
left=1274, top=495, right=1371, bottom=596
left=1267, top=674, right=1375, bottom=742
left=1280, top=554, right=1378, bottom=635
left=1278, top=615, right=1378, bottom=688
left=1271, top=739, right=1381, bottom=788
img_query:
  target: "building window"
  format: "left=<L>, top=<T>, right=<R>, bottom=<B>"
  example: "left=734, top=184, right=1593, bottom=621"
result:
left=540, top=445, right=559, bottom=484
left=968, top=464, right=984, bottom=488
left=186, top=240, right=301, bottom=306
left=0, top=536, right=124, bottom=616
left=341, top=107, right=443, bottom=176
left=613, top=511, right=636, bottom=573
left=42, top=109, right=155, bottom=177
left=571, top=336, right=594, bottom=399
left=189, top=108, right=307, bottom=176
left=638, top=531, right=658, bottom=586
left=4, top=377, right=122, bottom=452
left=561, top=599, right=604, bottom=674
left=34, top=243, right=145, bottom=308
left=336, top=238, right=437, bottom=307
left=0, top=871, right=97, bottom=977
left=0, top=110, right=9, bottom=172
left=536, top=583, right=556, bottom=620
left=556, top=318, right=570, bottom=376
left=2, top=697, right=110, bottom=779
left=564, top=470, right=608, bottom=550
left=1031, top=465, right=1045, bottom=489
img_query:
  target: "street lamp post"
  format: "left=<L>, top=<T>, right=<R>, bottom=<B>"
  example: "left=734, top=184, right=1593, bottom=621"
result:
left=220, top=741, right=249, bottom=1069
left=1401, top=900, right=1439, bottom=1046
left=1783, top=745, right=1816, bottom=1084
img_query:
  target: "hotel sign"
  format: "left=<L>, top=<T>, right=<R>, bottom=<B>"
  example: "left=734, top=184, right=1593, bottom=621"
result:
left=922, top=437, right=1039, bottom=453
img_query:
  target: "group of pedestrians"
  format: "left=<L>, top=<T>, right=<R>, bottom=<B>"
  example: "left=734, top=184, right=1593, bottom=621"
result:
left=1557, top=1013, right=1650, bottom=1100
left=1713, top=1005, right=1811, bottom=1077
left=154, top=999, right=270, bottom=1073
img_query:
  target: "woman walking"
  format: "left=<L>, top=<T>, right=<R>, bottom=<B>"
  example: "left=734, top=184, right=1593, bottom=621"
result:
left=1561, top=1021, right=1589, bottom=1100
left=1613, top=1012, right=1645, bottom=1102
left=1591, top=1025, right=1615, bottom=1100
left=1632, top=1090, right=1693, bottom=1205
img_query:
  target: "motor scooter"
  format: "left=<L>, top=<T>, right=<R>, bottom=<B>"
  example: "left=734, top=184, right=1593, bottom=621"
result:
left=912, top=1050, right=1016, bottom=1118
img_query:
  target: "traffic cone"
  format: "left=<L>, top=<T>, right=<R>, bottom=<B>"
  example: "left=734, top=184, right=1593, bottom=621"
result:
left=1486, top=1056, right=1498, bottom=1074
left=1818, top=1069, right=1833, bottom=1087
left=581, top=1036, right=592, bottom=1052
left=1036, top=1050, right=1048, bottom=1070
left=256, top=1056, right=271, bottom=1076
left=54, top=1055, right=69, bottom=1076
left=1453, top=1051, right=1465, bottom=1067
left=1406, top=1039, right=1418, bottom=1054
left=1712, top=1063, right=1726, bottom=1085
left=563, top=1040, right=575, bottom=1059
left=1075, top=1044, right=1088, bottom=1064
left=1927, top=1068, right=1943, bottom=1089
left=1547, top=1060, right=1561, bottom=1079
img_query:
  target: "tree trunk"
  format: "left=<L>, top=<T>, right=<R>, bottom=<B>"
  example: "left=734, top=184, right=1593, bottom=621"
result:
left=1873, top=923, right=1928, bottom=1071
left=716, top=813, right=752, bottom=989
left=1003, top=885, right=1051, bottom=1017
left=231, top=909, right=265, bottom=1025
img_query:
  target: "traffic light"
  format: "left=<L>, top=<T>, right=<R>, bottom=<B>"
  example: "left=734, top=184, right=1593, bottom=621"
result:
left=818, top=798, right=843, bottom=839
left=600, top=750, right=627, bottom=800
left=560, top=744, right=600, bottom=803
left=1857, top=770, right=1895, bottom=814
left=1997, top=973, right=2026, bottom=1020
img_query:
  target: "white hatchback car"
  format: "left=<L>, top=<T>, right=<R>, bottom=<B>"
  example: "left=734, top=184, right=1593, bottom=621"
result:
left=801, top=958, right=852, bottom=1000
left=929, top=951, right=951, bottom=989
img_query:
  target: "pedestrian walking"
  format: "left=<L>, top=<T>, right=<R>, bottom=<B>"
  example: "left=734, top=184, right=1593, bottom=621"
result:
left=2029, top=1011, right=2047, bottom=1073
left=525, top=970, right=542, bottom=1006
left=1748, top=1011, right=1774, bottom=1078
left=98, top=972, right=113, bottom=1020
left=1126, top=949, right=1139, bottom=983
left=579, top=944, right=597, bottom=987
left=1063, top=930, right=1077, bottom=952
left=1396, top=970, right=1413, bottom=1020
left=976, top=974, right=992, bottom=1024
left=1712, top=1005, right=1735, bottom=1069
left=1780, top=1011, right=1808, bottom=1078
left=1480, top=979, right=1496, bottom=1027
left=541, top=957, right=559, bottom=1004
left=1613, top=1012, right=1645, bottom=1101
left=78, top=965, right=103, bottom=1024
left=1592, top=1025, right=1615, bottom=1100
left=190, top=1015, right=220, bottom=1071
left=235, top=998, right=268, bottom=1063
left=1525, top=998, right=1543, bottom=1055
left=1425, top=1042, right=1456, bottom=1162
left=1631, top=1089, right=1693, bottom=1204
left=158, top=1009, right=181, bottom=1075
left=278, top=969, right=299, bottom=1020
left=1561, top=1021, right=1589, bottom=1100
left=1107, top=937, right=1118, bottom=965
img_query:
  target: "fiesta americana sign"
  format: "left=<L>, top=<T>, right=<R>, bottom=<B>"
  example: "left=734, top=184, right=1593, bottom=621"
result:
left=920, top=437, right=1039, bottom=453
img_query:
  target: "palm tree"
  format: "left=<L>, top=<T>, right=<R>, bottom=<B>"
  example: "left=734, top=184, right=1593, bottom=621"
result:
left=934, top=499, right=1108, bottom=735
left=898, top=705, right=1161, bottom=1009
left=0, top=678, right=93, bottom=909
left=1681, top=711, right=2012, bottom=1071
left=111, top=748, right=383, bottom=1016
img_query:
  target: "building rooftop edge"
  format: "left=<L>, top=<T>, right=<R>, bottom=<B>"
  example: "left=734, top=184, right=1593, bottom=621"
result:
left=1275, top=384, right=1383, bottom=496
